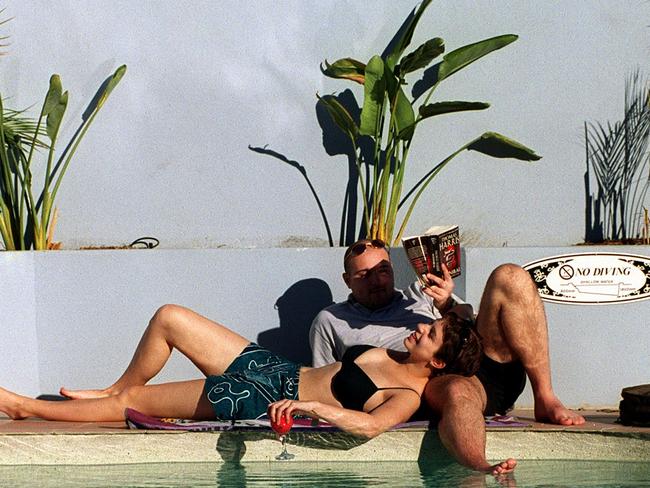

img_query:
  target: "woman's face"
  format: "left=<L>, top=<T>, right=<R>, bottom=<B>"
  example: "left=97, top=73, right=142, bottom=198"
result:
left=404, top=320, right=446, bottom=368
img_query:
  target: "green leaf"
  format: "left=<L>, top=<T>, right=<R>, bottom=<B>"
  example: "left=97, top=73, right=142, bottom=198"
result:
left=384, top=63, right=415, bottom=140
left=1, top=108, right=46, bottom=149
left=96, top=64, right=127, bottom=110
left=43, top=75, right=63, bottom=115
left=385, top=0, right=433, bottom=70
left=321, top=58, right=366, bottom=85
left=419, top=101, right=490, bottom=119
left=398, top=38, right=445, bottom=75
left=46, top=90, right=68, bottom=141
left=438, top=34, right=518, bottom=83
left=394, top=87, right=415, bottom=140
left=316, top=94, right=359, bottom=138
left=359, top=55, right=386, bottom=136
left=467, top=132, right=541, bottom=161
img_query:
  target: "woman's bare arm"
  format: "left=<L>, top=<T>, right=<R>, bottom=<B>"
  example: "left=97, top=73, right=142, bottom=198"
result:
left=267, top=392, right=421, bottom=438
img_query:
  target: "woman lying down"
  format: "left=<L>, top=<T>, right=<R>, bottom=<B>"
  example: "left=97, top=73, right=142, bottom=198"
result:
left=0, top=304, right=515, bottom=474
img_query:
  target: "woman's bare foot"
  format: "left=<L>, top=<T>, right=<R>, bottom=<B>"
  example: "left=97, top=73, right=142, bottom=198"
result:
left=0, top=386, right=27, bottom=420
left=534, top=395, right=585, bottom=425
left=489, top=458, right=517, bottom=476
left=59, top=386, right=118, bottom=400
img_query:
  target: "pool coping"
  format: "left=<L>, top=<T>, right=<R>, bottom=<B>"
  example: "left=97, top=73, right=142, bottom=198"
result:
left=0, top=409, right=648, bottom=465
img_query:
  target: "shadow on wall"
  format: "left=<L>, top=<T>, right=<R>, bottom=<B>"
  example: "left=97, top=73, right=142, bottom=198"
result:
left=248, top=87, right=371, bottom=248
left=247, top=6, right=418, bottom=248
left=248, top=144, right=334, bottom=247
left=257, top=278, right=334, bottom=366
left=316, top=89, right=365, bottom=247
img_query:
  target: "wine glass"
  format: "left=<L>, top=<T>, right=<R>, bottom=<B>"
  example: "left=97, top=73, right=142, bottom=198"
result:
left=271, top=415, right=295, bottom=460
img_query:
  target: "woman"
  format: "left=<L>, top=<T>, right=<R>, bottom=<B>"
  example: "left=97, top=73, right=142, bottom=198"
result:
left=0, top=303, right=480, bottom=439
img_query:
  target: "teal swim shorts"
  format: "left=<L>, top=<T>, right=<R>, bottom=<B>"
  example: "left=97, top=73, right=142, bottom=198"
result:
left=203, top=343, right=301, bottom=420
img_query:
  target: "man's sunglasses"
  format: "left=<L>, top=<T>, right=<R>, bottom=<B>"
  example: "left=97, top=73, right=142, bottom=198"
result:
left=343, top=239, right=387, bottom=263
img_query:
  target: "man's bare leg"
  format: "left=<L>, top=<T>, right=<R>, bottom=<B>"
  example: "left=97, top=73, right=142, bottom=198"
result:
left=60, top=305, right=250, bottom=399
left=476, top=264, right=584, bottom=425
left=2, top=379, right=213, bottom=422
left=423, top=375, right=517, bottom=475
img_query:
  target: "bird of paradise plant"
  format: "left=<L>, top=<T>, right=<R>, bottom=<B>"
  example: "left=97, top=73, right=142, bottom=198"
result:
left=0, top=65, right=126, bottom=250
left=318, top=0, right=541, bottom=246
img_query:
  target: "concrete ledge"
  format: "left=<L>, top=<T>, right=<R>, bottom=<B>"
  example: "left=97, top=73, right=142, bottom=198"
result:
left=0, top=411, right=648, bottom=465
left=2, top=246, right=649, bottom=406
left=0, top=429, right=648, bottom=465
left=485, top=431, right=650, bottom=462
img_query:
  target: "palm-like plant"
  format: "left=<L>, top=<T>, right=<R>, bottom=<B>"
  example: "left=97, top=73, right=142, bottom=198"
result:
left=0, top=7, right=10, bottom=56
left=0, top=66, right=126, bottom=250
left=585, top=71, right=650, bottom=242
left=318, top=0, right=540, bottom=246
left=0, top=105, right=47, bottom=249
left=0, top=7, right=127, bottom=250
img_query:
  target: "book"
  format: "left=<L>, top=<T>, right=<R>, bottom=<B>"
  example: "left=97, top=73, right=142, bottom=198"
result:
left=401, top=225, right=461, bottom=281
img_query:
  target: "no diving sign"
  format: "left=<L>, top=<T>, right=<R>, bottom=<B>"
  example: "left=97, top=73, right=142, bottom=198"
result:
left=523, top=252, right=650, bottom=305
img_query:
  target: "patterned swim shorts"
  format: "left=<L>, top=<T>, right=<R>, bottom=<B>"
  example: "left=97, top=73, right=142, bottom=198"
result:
left=203, top=343, right=301, bottom=420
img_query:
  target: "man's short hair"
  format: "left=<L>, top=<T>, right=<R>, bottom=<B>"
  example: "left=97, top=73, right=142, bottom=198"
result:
left=343, top=239, right=389, bottom=273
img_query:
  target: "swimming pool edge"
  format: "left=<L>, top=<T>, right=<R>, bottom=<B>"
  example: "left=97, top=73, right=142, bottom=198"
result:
left=0, top=428, right=647, bottom=465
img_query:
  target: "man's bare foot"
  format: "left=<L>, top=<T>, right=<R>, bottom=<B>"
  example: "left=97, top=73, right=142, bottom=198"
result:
left=0, top=386, right=27, bottom=420
left=534, top=395, right=585, bottom=425
left=59, top=387, right=116, bottom=400
left=489, top=458, right=517, bottom=476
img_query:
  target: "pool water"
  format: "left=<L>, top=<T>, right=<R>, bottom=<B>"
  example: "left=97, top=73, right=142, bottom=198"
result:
left=1, top=460, right=649, bottom=487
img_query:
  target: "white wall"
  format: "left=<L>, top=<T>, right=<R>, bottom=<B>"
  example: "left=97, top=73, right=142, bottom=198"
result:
left=2, top=1, right=649, bottom=249
left=0, top=253, right=39, bottom=394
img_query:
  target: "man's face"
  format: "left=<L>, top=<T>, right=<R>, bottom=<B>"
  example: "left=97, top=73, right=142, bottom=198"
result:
left=343, top=247, right=395, bottom=309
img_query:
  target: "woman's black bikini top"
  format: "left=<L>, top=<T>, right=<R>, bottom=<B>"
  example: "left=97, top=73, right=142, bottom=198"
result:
left=331, top=345, right=420, bottom=411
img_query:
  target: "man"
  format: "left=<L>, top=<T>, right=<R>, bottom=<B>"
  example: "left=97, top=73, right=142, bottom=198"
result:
left=309, top=238, right=584, bottom=473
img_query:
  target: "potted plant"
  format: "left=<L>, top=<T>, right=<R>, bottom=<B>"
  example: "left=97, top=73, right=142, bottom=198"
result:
left=0, top=65, right=126, bottom=250
left=318, top=0, right=540, bottom=246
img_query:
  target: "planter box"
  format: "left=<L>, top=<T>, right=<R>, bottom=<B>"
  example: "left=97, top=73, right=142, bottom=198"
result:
left=1, top=246, right=648, bottom=407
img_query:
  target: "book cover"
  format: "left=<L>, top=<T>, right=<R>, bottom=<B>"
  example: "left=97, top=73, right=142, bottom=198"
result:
left=402, top=236, right=430, bottom=280
left=401, top=225, right=461, bottom=279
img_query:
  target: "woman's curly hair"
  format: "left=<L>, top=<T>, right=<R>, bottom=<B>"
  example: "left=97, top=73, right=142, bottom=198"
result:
left=435, top=307, right=483, bottom=377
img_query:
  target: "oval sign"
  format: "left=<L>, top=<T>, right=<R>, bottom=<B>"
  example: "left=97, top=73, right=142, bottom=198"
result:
left=523, top=252, right=650, bottom=305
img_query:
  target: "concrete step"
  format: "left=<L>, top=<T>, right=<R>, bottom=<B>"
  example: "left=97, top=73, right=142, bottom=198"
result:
left=0, top=410, right=647, bottom=465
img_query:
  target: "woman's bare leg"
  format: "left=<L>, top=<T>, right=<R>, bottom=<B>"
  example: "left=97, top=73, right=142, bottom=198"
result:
left=60, top=304, right=250, bottom=399
left=2, top=380, right=213, bottom=422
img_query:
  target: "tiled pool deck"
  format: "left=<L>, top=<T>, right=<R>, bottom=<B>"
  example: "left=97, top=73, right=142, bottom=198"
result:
left=0, top=409, right=648, bottom=465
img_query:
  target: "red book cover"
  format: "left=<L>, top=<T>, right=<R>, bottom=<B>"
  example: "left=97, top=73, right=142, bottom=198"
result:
left=402, top=225, right=461, bottom=279
left=430, top=225, right=461, bottom=278
left=402, top=236, right=429, bottom=280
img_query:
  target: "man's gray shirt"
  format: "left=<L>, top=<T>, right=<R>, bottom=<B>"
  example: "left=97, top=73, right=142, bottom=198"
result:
left=310, top=282, right=459, bottom=367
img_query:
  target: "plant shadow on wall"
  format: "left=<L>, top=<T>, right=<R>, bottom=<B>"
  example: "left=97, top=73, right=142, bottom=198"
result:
left=584, top=70, right=650, bottom=245
left=249, top=89, right=373, bottom=248
left=247, top=144, right=335, bottom=247
left=251, top=0, right=541, bottom=247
